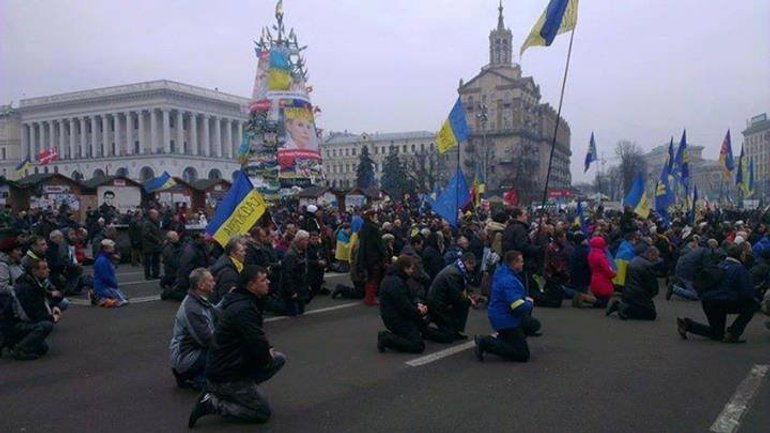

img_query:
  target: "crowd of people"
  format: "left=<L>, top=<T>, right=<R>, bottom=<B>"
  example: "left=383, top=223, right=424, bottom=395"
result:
left=1, top=197, right=769, bottom=425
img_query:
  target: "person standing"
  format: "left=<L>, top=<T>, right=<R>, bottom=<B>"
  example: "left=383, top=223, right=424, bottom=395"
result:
left=355, top=210, right=386, bottom=306
left=474, top=251, right=535, bottom=362
left=169, top=268, right=216, bottom=390
left=277, top=231, right=310, bottom=316
left=160, top=231, right=182, bottom=295
left=128, top=210, right=143, bottom=266
left=188, top=266, right=286, bottom=428
left=142, top=209, right=163, bottom=280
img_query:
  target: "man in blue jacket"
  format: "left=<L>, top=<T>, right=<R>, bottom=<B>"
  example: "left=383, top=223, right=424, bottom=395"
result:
left=474, top=251, right=538, bottom=362
left=677, top=243, right=760, bottom=343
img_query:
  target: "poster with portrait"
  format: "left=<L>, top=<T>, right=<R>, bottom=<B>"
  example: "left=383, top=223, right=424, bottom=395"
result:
left=97, top=186, right=141, bottom=213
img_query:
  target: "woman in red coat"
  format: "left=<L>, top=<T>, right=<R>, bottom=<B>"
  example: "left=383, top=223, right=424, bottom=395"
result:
left=588, top=236, right=616, bottom=308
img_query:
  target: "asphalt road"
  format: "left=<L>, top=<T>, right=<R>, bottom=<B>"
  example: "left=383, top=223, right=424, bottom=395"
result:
left=2, top=265, right=769, bottom=433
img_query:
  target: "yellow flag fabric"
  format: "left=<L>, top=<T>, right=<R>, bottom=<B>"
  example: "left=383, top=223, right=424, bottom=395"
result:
left=520, top=0, right=579, bottom=55
left=635, top=193, right=651, bottom=219
left=436, top=119, right=459, bottom=154
left=268, top=70, right=291, bottom=91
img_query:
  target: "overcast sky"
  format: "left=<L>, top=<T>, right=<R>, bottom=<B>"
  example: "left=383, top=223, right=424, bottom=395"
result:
left=2, top=0, right=768, bottom=182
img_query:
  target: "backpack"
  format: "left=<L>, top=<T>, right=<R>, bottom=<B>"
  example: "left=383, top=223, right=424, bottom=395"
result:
left=693, top=253, right=726, bottom=294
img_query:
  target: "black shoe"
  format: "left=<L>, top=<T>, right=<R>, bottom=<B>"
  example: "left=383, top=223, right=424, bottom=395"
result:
left=665, top=281, right=674, bottom=301
left=473, top=336, right=484, bottom=362
left=11, top=349, right=41, bottom=361
left=454, top=332, right=469, bottom=341
left=676, top=317, right=688, bottom=340
left=188, top=393, right=216, bottom=429
left=722, top=331, right=747, bottom=344
left=605, top=300, right=620, bottom=317
left=172, top=368, right=192, bottom=389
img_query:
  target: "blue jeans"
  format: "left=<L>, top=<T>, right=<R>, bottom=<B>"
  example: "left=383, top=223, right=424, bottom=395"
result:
left=673, top=279, right=699, bottom=301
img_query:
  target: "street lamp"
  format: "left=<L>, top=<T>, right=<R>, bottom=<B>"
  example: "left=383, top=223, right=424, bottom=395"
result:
left=476, top=104, right=488, bottom=189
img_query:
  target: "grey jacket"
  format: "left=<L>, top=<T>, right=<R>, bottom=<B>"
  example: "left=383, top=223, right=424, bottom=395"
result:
left=0, top=252, right=24, bottom=296
left=169, top=291, right=217, bottom=373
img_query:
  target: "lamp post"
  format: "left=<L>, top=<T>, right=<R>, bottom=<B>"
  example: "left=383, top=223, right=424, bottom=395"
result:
left=476, top=104, right=489, bottom=188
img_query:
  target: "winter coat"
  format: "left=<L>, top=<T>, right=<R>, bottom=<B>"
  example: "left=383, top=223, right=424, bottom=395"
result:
left=12, top=273, right=53, bottom=324
left=0, top=253, right=23, bottom=296
left=206, top=289, right=272, bottom=383
left=356, top=220, right=386, bottom=273
left=484, top=221, right=506, bottom=256
left=93, top=252, right=119, bottom=298
left=210, top=255, right=240, bottom=304
left=588, top=237, right=616, bottom=298
left=141, top=219, right=163, bottom=254
left=487, top=264, right=533, bottom=331
left=379, top=267, right=422, bottom=334
left=427, top=263, right=471, bottom=319
left=622, top=255, right=660, bottom=310
left=422, top=245, right=444, bottom=282
left=544, top=240, right=572, bottom=285
left=176, top=242, right=208, bottom=292
left=280, top=245, right=308, bottom=300
left=752, top=236, right=770, bottom=259
left=568, top=243, right=591, bottom=290
left=161, top=242, right=182, bottom=280
left=128, top=219, right=143, bottom=248
left=502, top=220, right=539, bottom=272
left=169, top=291, right=216, bottom=373
left=700, top=258, right=754, bottom=302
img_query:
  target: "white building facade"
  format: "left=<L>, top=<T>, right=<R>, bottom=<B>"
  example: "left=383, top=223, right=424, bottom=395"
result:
left=17, top=80, right=250, bottom=183
left=321, top=131, right=437, bottom=188
left=742, top=113, right=769, bottom=198
left=0, top=105, right=22, bottom=178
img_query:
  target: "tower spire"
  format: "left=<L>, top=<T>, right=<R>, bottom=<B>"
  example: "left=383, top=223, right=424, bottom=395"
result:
left=497, top=0, right=505, bottom=31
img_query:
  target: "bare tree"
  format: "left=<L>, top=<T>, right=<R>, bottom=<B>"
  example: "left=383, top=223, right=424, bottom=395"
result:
left=615, top=140, right=647, bottom=197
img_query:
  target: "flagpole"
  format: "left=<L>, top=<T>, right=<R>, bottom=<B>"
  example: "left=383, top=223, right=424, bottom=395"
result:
left=539, top=28, right=576, bottom=224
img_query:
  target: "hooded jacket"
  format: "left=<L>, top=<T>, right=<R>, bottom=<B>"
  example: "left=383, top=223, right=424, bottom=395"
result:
left=210, top=254, right=240, bottom=304
left=588, top=237, right=616, bottom=298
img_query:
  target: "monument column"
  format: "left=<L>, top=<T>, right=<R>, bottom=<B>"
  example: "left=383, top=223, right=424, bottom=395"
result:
left=150, top=109, right=158, bottom=154
left=90, top=116, right=98, bottom=157
left=138, top=111, right=146, bottom=155
left=213, top=116, right=222, bottom=158
left=68, top=119, right=75, bottom=160
left=225, top=118, right=234, bottom=159
left=125, top=112, right=133, bottom=155
left=101, top=115, right=109, bottom=157
left=162, top=109, right=171, bottom=153
left=78, top=117, right=86, bottom=158
left=176, top=110, right=184, bottom=154
left=202, top=115, right=211, bottom=156
left=190, top=113, right=198, bottom=156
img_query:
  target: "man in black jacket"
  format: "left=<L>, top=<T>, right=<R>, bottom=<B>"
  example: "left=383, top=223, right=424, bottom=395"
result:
left=188, top=265, right=286, bottom=428
left=160, top=231, right=181, bottom=293
left=606, top=246, right=661, bottom=320
left=377, top=256, right=429, bottom=353
left=501, top=208, right=540, bottom=290
left=426, top=253, right=478, bottom=343
left=6, top=259, right=59, bottom=360
left=167, top=233, right=208, bottom=301
left=277, top=230, right=310, bottom=316
left=142, top=209, right=163, bottom=280
left=210, top=238, right=246, bottom=304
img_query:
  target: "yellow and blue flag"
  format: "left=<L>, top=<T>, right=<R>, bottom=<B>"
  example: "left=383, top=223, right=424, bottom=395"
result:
left=584, top=132, right=597, bottom=173
left=623, top=173, right=650, bottom=219
left=206, top=171, right=267, bottom=247
left=144, top=171, right=177, bottom=193
left=718, top=129, right=735, bottom=180
left=15, top=158, right=31, bottom=178
left=520, top=0, right=579, bottom=55
left=436, top=98, right=470, bottom=154
left=748, top=157, right=756, bottom=197
left=655, top=161, right=675, bottom=223
left=736, top=144, right=748, bottom=195
left=432, top=168, right=470, bottom=227
left=666, top=137, right=675, bottom=172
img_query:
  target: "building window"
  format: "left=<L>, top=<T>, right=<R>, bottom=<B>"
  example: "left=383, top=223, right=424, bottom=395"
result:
left=374, top=146, right=378, bottom=155
left=1, top=148, right=5, bottom=160
left=345, top=149, right=349, bottom=156
left=402, top=145, right=407, bottom=153
left=421, top=143, right=425, bottom=152
left=134, top=141, right=140, bottom=154
left=352, top=148, right=357, bottom=156
left=411, top=144, right=415, bottom=152
left=170, top=140, right=176, bottom=153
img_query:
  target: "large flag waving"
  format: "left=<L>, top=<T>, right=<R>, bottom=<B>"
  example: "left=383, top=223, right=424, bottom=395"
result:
left=520, top=0, right=579, bottom=55
left=143, top=171, right=177, bottom=193
left=736, top=143, right=748, bottom=195
left=432, top=168, right=470, bottom=227
left=436, top=98, right=470, bottom=154
left=748, top=157, right=756, bottom=197
left=623, top=173, right=650, bottom=219
left=673, top=129, right=689, bottom=189
left=718, top=129, right=735, bottom=180
left=655, top=161, right=675, bottom=223
left=584, top=132, right=597, bottom=173
left=207, top=171, right=268, bottom=247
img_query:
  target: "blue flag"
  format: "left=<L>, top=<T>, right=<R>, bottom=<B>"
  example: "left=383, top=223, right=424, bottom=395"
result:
left=655, top=162, right=675, bottom=224
left=674, top=129, right=689, bottom=189
left=623, top=173, right=650, bottom=218
left=432, top=168, right=470, bottom=227
left=574, top=201, right=588, bottom=234
left=584, top=132, right=597, bottom=173
left=666, top=137, right=675, bottom=172
left=143, top=171, right=177, bottom=193
left=206, top=171, right=267, bottom=246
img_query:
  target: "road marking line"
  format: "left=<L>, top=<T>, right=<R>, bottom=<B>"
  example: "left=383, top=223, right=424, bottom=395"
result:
left=710, top=364, right=769, bottom=433
left=264, top=302, right=360, bottom=323
left=120, top=279, right=159, bottom=286
left=406, top=341, right=476, bottom=367
left=69, top=294, right=161, bottom=306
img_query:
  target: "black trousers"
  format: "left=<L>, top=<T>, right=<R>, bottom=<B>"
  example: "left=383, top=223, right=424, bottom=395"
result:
left=685, top=298, right=759, bottom=340
left=619, top=302, right=657, bottom=321
left=479, top=327, right=530, bottom=362
left=13, top=321, right=54, bottom=355
left=144, top=252, right=160, bottom=278
left=379, top=321, right=425, bottom=354
left=429, top=302, right=470, bottom=342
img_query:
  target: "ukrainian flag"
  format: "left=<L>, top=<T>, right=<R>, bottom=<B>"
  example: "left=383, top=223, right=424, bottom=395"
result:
left=521, top=0, right=579, bottom=55
left=15, top=158, right=31, bottom=178
left=144, top=171, right=177, bottom=193
left=206, top=171, right=267, bottom=247
left=584, top=132, right=597, bottom=173
left=436, top=98, right=470, bottom=154
left=623, top=173, right=650, bottom=219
